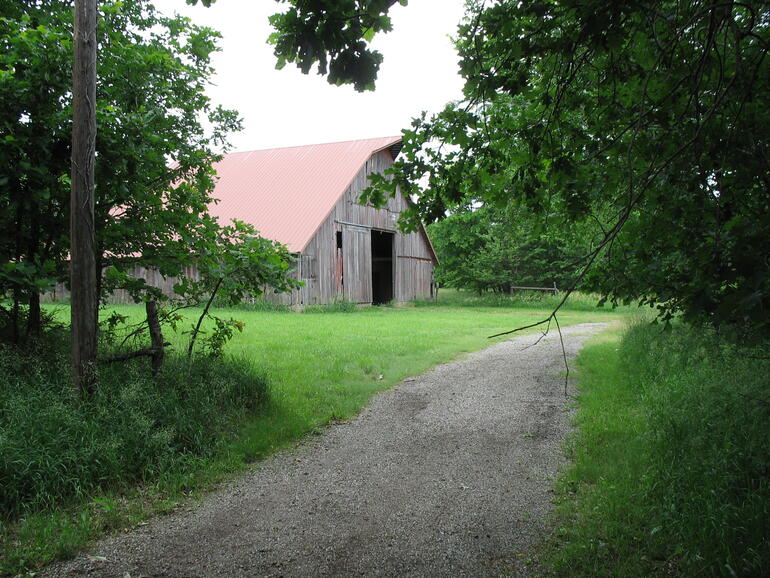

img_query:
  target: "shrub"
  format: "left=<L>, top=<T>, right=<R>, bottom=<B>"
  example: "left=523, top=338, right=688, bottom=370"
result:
left=0, top=340, right=269, bottom=519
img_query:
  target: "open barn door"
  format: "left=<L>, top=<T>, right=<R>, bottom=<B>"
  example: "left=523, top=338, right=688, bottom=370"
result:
left=342, top=224, right=372, bottom=304
left=371, top=230, right=394, bottom=305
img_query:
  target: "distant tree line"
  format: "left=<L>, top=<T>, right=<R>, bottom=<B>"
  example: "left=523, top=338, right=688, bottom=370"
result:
left=428, top=204, right=592, bottom=294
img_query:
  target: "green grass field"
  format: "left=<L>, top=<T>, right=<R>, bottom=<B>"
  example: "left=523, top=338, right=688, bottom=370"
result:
left=215, top=295, right=624, bottom=438
left=91, top=292, right=626, bottom=461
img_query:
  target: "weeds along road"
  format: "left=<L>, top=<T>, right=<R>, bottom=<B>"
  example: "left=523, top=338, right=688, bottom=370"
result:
left=44, top=322, right=609, bottom=578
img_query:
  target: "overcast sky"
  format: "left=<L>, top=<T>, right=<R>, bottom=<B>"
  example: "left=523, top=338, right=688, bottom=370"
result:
left=152, top=0, right=467, bottom=152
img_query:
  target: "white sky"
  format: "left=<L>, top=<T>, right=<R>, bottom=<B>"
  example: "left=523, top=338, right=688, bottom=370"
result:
left=151, top=0, right=467, bottom=152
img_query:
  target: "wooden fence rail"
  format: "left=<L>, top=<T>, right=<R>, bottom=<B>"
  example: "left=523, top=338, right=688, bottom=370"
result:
left=509, top=283, right=559, bottom=294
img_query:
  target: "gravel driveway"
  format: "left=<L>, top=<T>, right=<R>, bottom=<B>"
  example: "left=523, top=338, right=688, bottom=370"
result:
left=44, top=322, right=608, bottom=578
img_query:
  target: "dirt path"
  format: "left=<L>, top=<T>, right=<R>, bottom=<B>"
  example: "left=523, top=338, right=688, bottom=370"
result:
left=45, top=322, right=608, bottom=578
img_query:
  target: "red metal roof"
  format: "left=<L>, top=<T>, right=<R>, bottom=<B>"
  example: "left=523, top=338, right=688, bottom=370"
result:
left=207, top=136, right=402, bottom=252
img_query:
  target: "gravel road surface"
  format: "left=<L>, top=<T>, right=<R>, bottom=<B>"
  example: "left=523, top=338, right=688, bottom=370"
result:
left=44, top=322, right=608, bottom=578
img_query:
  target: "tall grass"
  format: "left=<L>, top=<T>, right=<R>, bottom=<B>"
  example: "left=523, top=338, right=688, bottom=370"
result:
left=0, top=337, right=268, bottom=559
left=629, top=324, right=770, bottom=575
left=546, top=321, right=770, bottom=576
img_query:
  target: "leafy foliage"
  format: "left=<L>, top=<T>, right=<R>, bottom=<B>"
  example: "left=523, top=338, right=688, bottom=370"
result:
left=0, top=1, right=304, bottom=366
left=268, top=0, right=408, bottom=91
left=0, top=1, right=74, bottom=338
left=177, top=220, right=301, bottom=359
left=549, top=322, right=770, bottom=575
left=0, top=0, right=242, bottom=338
left=365, top=0, right=770, bottom=334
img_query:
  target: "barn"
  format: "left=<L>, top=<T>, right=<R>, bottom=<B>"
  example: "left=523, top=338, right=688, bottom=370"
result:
left=208, top=136, right=438, bottom=306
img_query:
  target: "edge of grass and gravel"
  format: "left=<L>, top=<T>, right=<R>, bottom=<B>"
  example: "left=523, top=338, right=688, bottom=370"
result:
left=543, top=320, right=770, bottom=576
left=1, top=292, right=629, bottom=576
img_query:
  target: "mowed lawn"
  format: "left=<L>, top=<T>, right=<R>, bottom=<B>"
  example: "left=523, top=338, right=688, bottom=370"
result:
left=94, top=296, right=625, bottom=461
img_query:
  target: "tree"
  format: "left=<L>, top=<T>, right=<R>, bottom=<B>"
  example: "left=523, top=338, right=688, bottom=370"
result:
left=2, top=2, right=243, bottom=276
left=365, top=0, right=770, bottom=335
left=0, top=2, right=73, bottom=342
left=179, top=220, right=301, bottom=360
left=3, top=0, right=398, bottom=384
left=0, top=0, right=415, bottom=383
left=1, top=7, right=233, bottom=298
left=102, top=218, right=300, bottom=373
left=0, top=3, right=237, bottom=352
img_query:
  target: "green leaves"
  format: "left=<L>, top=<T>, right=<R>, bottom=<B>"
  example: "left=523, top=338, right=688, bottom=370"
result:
left=369, top=0, right=770, bottom=335
left=267, top=0, right=402, bottom=91
left=0, top=1, right=250, bottom=342
left=428, top=204, right=590, bottom=294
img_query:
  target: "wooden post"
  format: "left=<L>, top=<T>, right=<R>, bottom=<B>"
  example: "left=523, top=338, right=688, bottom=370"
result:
left=146, top=300, right=165, bottom=379
left=71, top=0, right=98, bottom=397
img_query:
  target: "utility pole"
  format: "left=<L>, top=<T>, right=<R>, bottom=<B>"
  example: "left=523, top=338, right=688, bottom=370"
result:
left=71, top=0, right=98, bottom=397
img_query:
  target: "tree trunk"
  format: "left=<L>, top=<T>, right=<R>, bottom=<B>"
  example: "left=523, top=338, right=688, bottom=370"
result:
left=71, top=0, right=98, bottom=397
left=12, top=181, right=24, bottom=345
left=145, top=300, right=164, bottom=379
left=26, top=195, right=42, bottom=338
left=27, top=292, right=41, bottom=337
left=94, top=249, right=103, bottom=331
left=11, top=290, right=20, bottom=344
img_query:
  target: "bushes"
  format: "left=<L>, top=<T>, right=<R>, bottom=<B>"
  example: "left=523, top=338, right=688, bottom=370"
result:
left=0, top=340, right=268, bottom=519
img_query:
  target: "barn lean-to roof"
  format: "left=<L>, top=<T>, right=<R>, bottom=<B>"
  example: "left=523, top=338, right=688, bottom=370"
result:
left=207, top=136, right=407, bottom=253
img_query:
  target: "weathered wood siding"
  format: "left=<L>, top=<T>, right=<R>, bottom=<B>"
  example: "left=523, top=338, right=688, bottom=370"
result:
left=44, top=265, right=201, bottom=304
left=342, top=224, right=373, bottom=303
left=269, top=149, right=437, bottom=306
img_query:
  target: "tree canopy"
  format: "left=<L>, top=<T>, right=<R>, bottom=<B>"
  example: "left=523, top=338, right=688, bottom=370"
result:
left=268, top=0, right=408, bottom=91
left=363, top=0, right=769, bottom=334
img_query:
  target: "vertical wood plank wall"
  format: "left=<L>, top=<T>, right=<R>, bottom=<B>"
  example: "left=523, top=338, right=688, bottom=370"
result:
left=342, top=225, right=373, bottom=304
left=43, top=265, right=202, bottom=304
left=271, top=149, right=436, bottom=306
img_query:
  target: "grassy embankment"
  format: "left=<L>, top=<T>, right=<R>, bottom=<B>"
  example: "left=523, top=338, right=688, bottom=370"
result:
left=1, top=290, right=626, bottom=575
left=546, top=320, right=770, bottom=576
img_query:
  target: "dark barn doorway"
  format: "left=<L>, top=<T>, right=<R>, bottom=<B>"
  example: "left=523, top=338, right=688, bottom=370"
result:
left=371, top=230, right=394, bottom=305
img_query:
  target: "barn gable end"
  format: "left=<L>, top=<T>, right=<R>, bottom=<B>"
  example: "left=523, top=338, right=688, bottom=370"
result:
left=284, top=146, right=436, bottom=306
left=264, top=142, right=437, bottom=307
